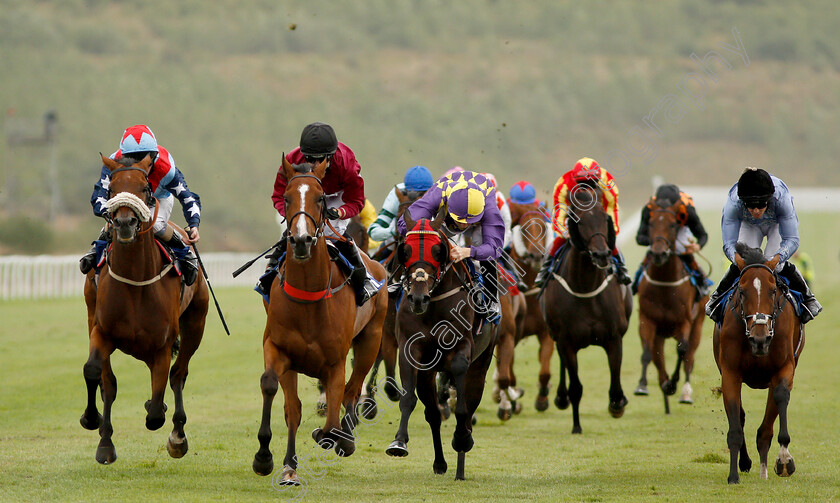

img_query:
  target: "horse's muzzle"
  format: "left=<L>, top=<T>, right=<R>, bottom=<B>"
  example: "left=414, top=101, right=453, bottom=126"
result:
left=289, top=234, right=315, bottom=261
left=589, top=249, right=611, bottom=269
left=113, top=214, right=139, bottom=244
left=748, top=333, right=773, bottom=357
left=408, top=290, right=430, bottom=315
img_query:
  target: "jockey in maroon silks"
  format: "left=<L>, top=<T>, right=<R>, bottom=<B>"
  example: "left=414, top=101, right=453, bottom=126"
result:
left=258, top=122, right=380, bottom=306
left=397, top=170, right=507, bottom=320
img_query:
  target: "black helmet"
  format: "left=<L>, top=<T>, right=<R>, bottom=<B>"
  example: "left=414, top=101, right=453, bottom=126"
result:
left=654, top=184, right=680, bottom=206
left=299, top=122, right=337, bottom=158
left=737, top=167, right=774, bottom=204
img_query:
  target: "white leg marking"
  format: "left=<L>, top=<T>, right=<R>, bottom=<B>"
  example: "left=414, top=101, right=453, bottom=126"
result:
left=761, top=462, right=768, bottom=479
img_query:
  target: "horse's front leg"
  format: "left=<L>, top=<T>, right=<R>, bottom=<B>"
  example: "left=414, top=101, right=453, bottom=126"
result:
left=253, top=340, right=289, bottom=478
left=721, top=369, right=745, bottom=484
left=80, top=327, right=109, bottom=431
left=772, top=377, right=795, bottom=477
left=535, top=329, right=553, bottom=411
left=82, top=327, right=117, bottom=464
left=604, top=337, right=628, bottom=419
left=450, top=348, right=474, bottom=457
left=385, top=345, right=419, bottom=457
left=665, top=321, right=691, bottom=396
left=312, top=360, right=347, bottom=454
left=96, top=356, right=118, bottom=464
left=145, top=348, right=171, bottom=431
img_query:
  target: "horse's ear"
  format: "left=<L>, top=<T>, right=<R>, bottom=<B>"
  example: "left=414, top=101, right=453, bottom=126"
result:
left=137, top=154, right=152, bottom=173
left=397, top=242, right=410, bottom=265
left=101, top=153, right=120, bottom=172
left=567, top=218, right=586, bottom=250
left=395, top=185, right=409, bottom=205
left=403, top=206, right=417, bottom=231
left=606, top=215, right=616, bottom=250
left=435, top=239, right=449, bottom=265
left=734, top=253, right=746, bottom=270
left=431, top=204, right=446, bottom=230
left=281, top=153, right=294, bottom=180
left=313, top=158, right=328, bottom=179
left=766, top=254, right=780, bottom=271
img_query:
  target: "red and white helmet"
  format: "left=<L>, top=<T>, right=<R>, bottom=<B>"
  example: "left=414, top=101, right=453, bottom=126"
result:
left=119, top=125, right=158, bottom=154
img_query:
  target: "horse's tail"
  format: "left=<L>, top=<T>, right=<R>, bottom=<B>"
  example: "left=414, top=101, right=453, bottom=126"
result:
left=171, top=336, right=181, bottom=358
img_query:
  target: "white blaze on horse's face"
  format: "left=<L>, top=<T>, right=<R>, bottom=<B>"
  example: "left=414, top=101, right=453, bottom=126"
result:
left=295, top=184, right=310, bottom=239
left=753, top=277, right=761, bottom=299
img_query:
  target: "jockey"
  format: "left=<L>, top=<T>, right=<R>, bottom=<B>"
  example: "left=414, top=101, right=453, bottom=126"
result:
left=482, top=173, right=512, bottom=248
left=706, top=167, right=822, bottom=323
left=534, top=157, right=631, bottom=287
left=79, top=125, right=201, bottom=286
left=260, top=122, right=379, bottom=306
left=367, top=165, right=435, bottom=245
left=509, top=180, right=538, bottom=206
left=397, top=170, right=506, bottom=320
left=633, top=184, right=712, bottom=296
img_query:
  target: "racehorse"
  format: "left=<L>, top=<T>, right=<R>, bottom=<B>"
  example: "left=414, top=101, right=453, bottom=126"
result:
left=252, top=157, right=388, bottom=485
left=385, top=208, right=498, bottom=480
left=346, top=214, right=370, bottom=256
left=81, top=154, right=209, bottom=463
left=635, top=197, right=707, bottom=413
left=713, top=242, right=803, bottom=484
left=503, top=201, right=555, bottom=412
left=540, top=183, right=632, bottom=434
left=491, top=285, right=526, bottom=420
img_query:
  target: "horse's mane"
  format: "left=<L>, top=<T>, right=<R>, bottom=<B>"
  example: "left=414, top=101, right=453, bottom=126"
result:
left=654, top=197, right=675, bottom=208
left=735, top=241, right=766, bottom=266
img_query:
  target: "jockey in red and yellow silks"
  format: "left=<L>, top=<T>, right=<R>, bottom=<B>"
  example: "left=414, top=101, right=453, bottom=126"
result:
left=535, top=157, right=631, bottom=287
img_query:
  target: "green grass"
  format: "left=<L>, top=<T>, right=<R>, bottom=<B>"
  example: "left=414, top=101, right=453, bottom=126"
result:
left=2, top=215, right=839, bottom=502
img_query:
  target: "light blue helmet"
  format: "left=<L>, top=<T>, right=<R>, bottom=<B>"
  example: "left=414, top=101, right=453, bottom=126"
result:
left=404, top=165, right=434, bottom=192
left=119, top=125, right=158, bottom=154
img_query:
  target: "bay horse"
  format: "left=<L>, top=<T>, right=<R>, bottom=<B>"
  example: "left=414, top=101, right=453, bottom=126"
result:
left=635, top=197, right=706, bottom=414
left=500, top=201, right=555, bottom=412
left=385, top=208, right=497, bottom=480
left=81, top=154, right=209, bottom=463
left=713, top=242, right=803, bottom=484
left=252, top=157, right=388, bottom=485
left=540, top=183, right=632, bottom=434
left=491, top=284, right=526, bottom=420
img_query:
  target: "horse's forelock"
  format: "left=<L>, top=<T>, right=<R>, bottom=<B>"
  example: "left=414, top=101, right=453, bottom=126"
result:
left=736, top=242, right=766, bottom=266
left=655, top=197, right=675, bottom=208
left=292, top=162, right=315, bottom=174
left=117, top=157, right=135, bottom=167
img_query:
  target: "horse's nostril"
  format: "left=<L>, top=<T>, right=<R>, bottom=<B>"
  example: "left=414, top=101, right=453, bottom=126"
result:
left=305, top=235, right=315, bottom=244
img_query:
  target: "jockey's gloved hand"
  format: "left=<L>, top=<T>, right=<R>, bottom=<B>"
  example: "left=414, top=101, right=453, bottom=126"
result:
left=325, top=207, right=342, bottom=220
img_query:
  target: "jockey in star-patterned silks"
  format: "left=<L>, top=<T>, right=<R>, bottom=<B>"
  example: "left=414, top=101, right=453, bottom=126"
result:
left=534, top=157, right=631, bottom=287
left=79, top=125, right=201, bottom=285
left=257, top=122, right=381, bottom=307
left=397, top=170, right=507, bottom=320
left=705, top=167, right=822, bottom=324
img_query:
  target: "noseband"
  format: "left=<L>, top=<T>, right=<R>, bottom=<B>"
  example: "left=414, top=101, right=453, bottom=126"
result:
left=736, top=263, right=785, bottom=338
left=106, top=166, right=157, bottom=236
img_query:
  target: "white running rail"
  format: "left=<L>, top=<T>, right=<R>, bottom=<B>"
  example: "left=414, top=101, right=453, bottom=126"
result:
left=0, top=253, right=262, bottom=300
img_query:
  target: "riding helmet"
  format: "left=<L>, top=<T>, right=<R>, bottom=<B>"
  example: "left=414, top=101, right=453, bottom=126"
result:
left=404, top=165, right=434, bottom=192
left=119, top=125, right=158, bottom=154
left=299, top=122, right=337, bottom=157
left=737, top=167, right=774, bottom=203
left=446, top=180, right=486, bottom=224
left=509, top=181, right=536, bottom=205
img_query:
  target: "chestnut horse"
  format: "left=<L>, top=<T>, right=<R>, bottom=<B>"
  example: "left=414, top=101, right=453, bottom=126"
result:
left=713, top=242, right=803, bottom=484
left=252, top=158, right=388, bottom=485
left=500, top=201, right=554, bottom=412
left=385, top=209, right=497, bottom=480
left=635, top=198, right=707, bottom=414
left=491, top=283, right=526, bottom=420
left=540, top=183, right=632, bottom=434
left=81, top=154, right=209, bottom=464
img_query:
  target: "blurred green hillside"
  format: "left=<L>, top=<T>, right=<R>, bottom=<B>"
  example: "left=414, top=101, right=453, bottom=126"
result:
left=2, top=0, right=839, bottom=252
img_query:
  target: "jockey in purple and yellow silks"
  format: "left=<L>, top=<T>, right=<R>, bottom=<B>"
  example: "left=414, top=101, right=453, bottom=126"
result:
left=397, top=170, right=506, bottom=318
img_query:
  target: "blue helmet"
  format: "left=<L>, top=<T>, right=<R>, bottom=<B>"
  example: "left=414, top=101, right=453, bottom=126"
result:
left=404, top=165, right=433, bottom=192
left=509, top=180, right=536, bottom=205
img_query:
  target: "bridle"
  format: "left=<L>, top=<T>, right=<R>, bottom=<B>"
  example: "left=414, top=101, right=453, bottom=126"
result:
left=401, top=228, right=448, bottom=293
left=647, top=207, right=682, bottom=258
left=735, top=263, right=785, bottom=339
left=285, top=173, right=327, bottom=241
left=106, top=166, right=158, bottom=236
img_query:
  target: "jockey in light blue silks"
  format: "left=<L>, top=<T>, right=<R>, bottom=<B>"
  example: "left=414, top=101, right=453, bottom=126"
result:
left=705, top=167, right=822, bottom=324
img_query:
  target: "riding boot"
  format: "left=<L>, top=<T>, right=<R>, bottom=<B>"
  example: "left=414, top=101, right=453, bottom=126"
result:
left=165, top=232, right=198, bottom=286
left=780, top=261, right=822, bottom=323
left=705, top=263, right=740, bottom=323
left=335, top=238, right=380, bottom=306
left=256, top=236, right=286, bottom=297
left=479, top=260, right=501, bottom=324
left=631, top=257, right=647, bottom=295
left=79, top=227, right=110, bottom=274
left=679, top=254, right=712, bottom=298
left=611, top=249, right=632, bottom=285
left=533, top=255, right=553, bottom=289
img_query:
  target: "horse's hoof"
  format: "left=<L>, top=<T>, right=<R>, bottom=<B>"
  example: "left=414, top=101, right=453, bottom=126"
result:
left=491, top=386, right=501, bottom=403
left=144, top=400, right=167, bottom=413
left=252, top=451, right=274, bottom=476
left=608, top=397, right=628, bottom=418
left=633, top=385, right=649, bottom=396
left=166, top=432, right=188, bottom=459
left=535, top=396, right=549, bottom=412
left=572, top=425, right=582, bottom=435
left=728, top=474, right=740, bottom=484
left=359, top=399, right=378, bottom=421
left=739, top=456, right=752, bottom=473
left=274, top=465, right=300, bottom=486
left=433, top=460, right=448, bottom=475
left=497, top=406, right=512, bottom=421
left=311, top=428, right=326, bottom=444
left=80, top=411, right=102, bottom=430
left=386, top=440, right=409, bottom=457
left=775, top=454, right=795, bottom=477
left=555, top=394, right=570, bottom=410
left=679, top=383, right=694, bottom=404
left=146, top=414, right=166, bottom=431
left=384, top=381, right=402, bottom=402
left=661, top=381, right=677, bottom=396
left=335, top=437, right=355, bottom=457
left=679, top=396, right=694, bottom=405
left=513, top=400, right=523, bottom=415
left=95, top=441, right=117, bottom=465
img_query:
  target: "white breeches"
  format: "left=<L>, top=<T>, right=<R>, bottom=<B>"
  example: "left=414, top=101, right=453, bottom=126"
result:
left=152, top=196, right=174, bottom=237
left=325, top=192, right=348, bottom=238
left=738, top=222, right=783, bottom=271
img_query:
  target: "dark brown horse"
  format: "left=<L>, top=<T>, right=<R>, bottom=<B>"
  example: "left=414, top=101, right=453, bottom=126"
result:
left=385, top=208, right=497, bottom=480
left=81, top=154, right=209, bottom=464
left=540, top=183, right=632, bottom=434
left=713, top=242, right=803, bottom=484
left=252, top=157, right=388, bottom=485
left=502, top=201, right=554, bottom=412
left=635, top=198, right=706, bottom=413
